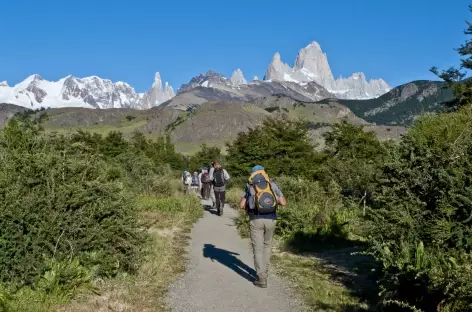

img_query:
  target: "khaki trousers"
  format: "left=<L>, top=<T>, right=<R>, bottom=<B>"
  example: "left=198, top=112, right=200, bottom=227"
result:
left=250, top=217, right=276, bottom=279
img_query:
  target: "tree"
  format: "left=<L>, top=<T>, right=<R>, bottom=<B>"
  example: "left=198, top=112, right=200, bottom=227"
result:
left=188, top=144, right=222, bottom=171
left=226, top=116, right=321, bottom=177
left=101, top=131, right=129, bottom=158
left=431, top=5, right=472, bottom=109
left=319, top=122, right=387, bottom=201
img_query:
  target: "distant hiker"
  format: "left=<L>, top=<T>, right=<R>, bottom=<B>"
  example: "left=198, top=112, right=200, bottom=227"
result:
left=191, top=171, right=200, bottom=193
left=200, top=168, right=211, bottom=200
left=209, top=161, right=230, bottom=216
left=182, top=171, right=192, bottom=195
left=239, top=165, right=286, bottom=288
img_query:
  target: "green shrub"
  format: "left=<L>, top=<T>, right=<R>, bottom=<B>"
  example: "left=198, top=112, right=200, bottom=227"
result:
left=367, top=104, right=472, bottom=311
left=234, top=175, right=361, bottom=251
left=0, top=119, right=144, bottom=288
left=318, top=121, right=388, bottom=201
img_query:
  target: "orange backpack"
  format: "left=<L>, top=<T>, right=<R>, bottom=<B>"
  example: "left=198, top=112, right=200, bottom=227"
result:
left=248, top=170, right=278, bottom=214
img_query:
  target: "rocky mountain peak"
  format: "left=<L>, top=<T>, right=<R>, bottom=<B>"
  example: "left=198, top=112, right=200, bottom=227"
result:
left=140, top=72, right=175, bottom=109
left=177, top=70, right=232, bottom=94
left=263, top=41, right=391, bottom=99
left=152, top=72, right=163, bottom=90
left=264, top=53, right=291, bottom=81
left=0, top=81, right=9, bottom=87
left=230, top=69, right=247, bottom=86
left=0, top=73, right=174, bottom=109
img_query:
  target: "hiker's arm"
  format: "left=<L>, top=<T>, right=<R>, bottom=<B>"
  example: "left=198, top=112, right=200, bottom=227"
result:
left=273, top=183, right=287, bottom=206
left=240, top=186, right=248, bottom=209
left=278, top=196, right=287, bottom=206
left=224, top=170, right=230, bottom=180
left=239, top=197, right=247, bottom=209
left=209, top=168, right=214, bottom=180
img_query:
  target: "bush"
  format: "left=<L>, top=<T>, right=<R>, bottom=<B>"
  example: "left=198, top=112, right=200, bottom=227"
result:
left=188, top=144, right=222, bottom=172
left=0, top=118, right=144, bottom=288
left=234, top=175, right=361, bottom=251
left=367, top=104, right=472, bottom=311
left=317, top=121, right=388, bottom=201
left=274, top=177, right=360, bottom=250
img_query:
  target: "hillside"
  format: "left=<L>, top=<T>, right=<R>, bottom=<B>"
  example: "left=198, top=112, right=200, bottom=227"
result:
left=318, top=80, right=453, bottom=126
left=0, top=94, right=406, bottom=154
left=0, top=103, right=30, bottom=129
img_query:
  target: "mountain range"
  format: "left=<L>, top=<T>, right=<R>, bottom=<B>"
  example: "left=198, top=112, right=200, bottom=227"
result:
left=0, top=72, right=174, bottom=110
left=0, top=41, right=391, bottom=110
left=0, top=40, right=454, bottom=154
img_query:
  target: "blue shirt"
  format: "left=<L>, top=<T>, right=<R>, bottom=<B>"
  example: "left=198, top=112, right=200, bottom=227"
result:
left=241, top=180, right=284, bottom=220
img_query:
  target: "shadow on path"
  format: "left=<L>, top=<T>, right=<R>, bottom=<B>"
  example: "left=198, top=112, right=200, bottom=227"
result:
left=203, top=244, right=257, bottom=282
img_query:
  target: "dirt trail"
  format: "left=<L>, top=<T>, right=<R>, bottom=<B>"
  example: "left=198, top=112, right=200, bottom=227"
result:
left=167, top=199, right=307, bottom=312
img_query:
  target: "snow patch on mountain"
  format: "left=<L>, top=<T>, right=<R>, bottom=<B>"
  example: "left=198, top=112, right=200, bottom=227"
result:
left=0, top=73, right=174, bottom=109
left=264, top=41, right=391, bottom=99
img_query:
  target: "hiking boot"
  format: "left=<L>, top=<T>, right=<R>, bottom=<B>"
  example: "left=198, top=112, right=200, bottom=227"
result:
left=253, top=277, right=267, bottom=288
left=219, top=208, right=223, bottom=216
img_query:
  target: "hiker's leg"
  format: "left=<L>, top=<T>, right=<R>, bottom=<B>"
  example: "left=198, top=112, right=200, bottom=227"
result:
left=220, top=190, right=226, bottom=207
left=205, top=184, right=210, bottom=199
left=219, top=190, right=226, bottom=215
left=263, top=219, right=276, bottom=278
left=250, top=218, right=265, bottom=279
left=210, top=186, right=216, bottom=207
left=215, top=191, right=222, bottom=211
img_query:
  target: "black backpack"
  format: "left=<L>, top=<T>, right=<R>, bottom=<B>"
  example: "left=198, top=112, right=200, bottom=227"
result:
left=213, top=168, right=225, bottom=187
left=201, top=172, right=211, bottom=183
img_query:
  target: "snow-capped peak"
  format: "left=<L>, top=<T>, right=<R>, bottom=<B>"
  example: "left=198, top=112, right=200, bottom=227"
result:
left=230, top=69, right=247, bottom=86
left=0, top=73, right=175, bottom=109
left=0, top=81, right=9, bottom=87
left=264, top=41, right=390, bottom=99
left=152, top=72, right=162, bottom=89
left=139, top=72, right=175, bottom=109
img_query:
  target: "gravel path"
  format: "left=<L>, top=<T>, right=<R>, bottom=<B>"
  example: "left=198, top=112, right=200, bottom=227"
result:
left=168, top=199, right=307, bottom=312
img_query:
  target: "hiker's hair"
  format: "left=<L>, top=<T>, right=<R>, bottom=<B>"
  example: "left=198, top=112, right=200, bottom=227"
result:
left=213, top=160, right=220, bottom=166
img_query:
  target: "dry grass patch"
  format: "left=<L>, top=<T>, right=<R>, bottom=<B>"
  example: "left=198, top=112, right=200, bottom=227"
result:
left=271, top=245, right=377, bottom=312
left=56, top=194, right=202, bottom=312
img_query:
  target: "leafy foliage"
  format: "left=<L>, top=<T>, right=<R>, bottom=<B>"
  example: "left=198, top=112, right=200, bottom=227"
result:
left=226, top=116, right=321, bottom=178
left=188, top=144, right=222, bottom=172
left=318, top=121, right=389, bottom=201
left=0, top=112, right=192, bottom=311
left=0, top=118, right=144, bottom=288
left=367, top=105, right=472, bottom=311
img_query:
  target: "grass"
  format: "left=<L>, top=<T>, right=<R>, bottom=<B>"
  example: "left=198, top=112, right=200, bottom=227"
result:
left=44, top=120, right=149, bottom=137
left=174, top=139, right=231, bottom=155
left=56, top=193, right=203, bottom=312
left=3, top=181, right=203, bottom=312
left=272, top=248, right=375, bottom=312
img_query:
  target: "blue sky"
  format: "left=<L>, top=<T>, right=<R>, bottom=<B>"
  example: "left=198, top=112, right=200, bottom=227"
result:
left=1, top=0, right=470, bottom=92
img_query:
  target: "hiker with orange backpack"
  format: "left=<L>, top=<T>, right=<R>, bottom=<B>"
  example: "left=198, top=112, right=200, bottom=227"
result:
left=239, top=165, right=286, bottom=288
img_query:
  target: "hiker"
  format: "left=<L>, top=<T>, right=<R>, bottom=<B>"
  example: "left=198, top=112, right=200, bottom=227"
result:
left=182, top=171, right=192, bottom=195
left=198, top=168, right=205, bottom=193
left=200, top=168, right=211, bottom=200
left=239, top=165, right=286, bottom=288
left=191, top=171, right=200, bottom=193
left=209, top=161, right=230, bottom=216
